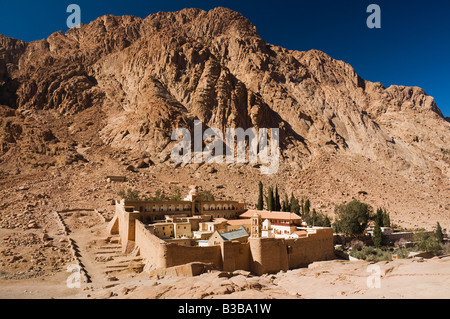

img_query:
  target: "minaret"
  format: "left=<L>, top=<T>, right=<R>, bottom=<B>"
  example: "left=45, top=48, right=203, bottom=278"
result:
left=251, top=213, right=262, bottom=238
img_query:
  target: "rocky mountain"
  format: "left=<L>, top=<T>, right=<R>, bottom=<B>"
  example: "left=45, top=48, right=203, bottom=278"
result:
left=0, top=7, right=448, bottom=229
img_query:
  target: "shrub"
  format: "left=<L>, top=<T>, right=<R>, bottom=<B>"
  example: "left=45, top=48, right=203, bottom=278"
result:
left=441, top=243, right=450, bottom=255
left=118, top=188, right=140, bottom=201
left=394, top=238, right=409, bottom=249
left=350, top=246, right=392, bottom=262
left=393, top=248, right=413, bottom=259
left=199, top=190, right=215, bottom=202
left=170, top=187, right=182, bottom=201
left=414, top=230, right=442, bottom=256
left=351, top=239, right=365, bottom=251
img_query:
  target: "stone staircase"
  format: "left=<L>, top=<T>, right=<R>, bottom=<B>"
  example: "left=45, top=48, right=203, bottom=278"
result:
left=94, top=236, right=145, bottom=275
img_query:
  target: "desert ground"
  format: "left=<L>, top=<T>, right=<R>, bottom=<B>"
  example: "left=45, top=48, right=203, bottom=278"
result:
left=1, top=191, right=449, bottom=299
left=0, top=145, right=449, bottom=299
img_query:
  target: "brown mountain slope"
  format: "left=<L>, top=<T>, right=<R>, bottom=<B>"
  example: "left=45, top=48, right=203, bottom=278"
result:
left=0, top=7, right=448, bottom=230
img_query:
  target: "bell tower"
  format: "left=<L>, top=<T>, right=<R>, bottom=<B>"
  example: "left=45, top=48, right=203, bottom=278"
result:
left=251, top=213, right=262, bottom=238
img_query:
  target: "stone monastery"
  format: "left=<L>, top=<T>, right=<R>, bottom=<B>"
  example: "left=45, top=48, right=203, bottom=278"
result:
left=108, top=186, right=334, bottom=275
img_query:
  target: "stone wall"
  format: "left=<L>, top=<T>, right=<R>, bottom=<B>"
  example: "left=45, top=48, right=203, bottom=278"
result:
left=249, top=237, right=289, bottom=275
left=135, top=219, right=222, bottom=269
left=135, top=220, right=169, bottom=268
left=116, top=204, right=335, bottom=275
left=165, top=243, right=222, bottom=269
left=248, top=228, right=335, bottom=275
left=286, top=228, right=335, bottom=269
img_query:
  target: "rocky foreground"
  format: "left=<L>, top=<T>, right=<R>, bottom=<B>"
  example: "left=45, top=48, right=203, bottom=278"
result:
left=1, top=256, right=449, bottom=299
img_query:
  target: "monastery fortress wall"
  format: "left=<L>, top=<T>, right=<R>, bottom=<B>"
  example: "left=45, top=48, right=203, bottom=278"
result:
left=109, top=196, right=335, bottom=275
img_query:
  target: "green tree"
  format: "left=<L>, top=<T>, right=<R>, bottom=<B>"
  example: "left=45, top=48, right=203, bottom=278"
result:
left=414, top=230, right=442, bottom=255
left=436, top=222, right=444, bottom=244
left=275, top=185, right=281, bottom=211
left=154, top=189, right=167, bottom=201
left=118, top=188, right=141, bottom=201
left=334, top=200, right=372, bottom=236
left=310, top=210, right=332, bottom=227
left=373, top=222, right=383, bottom=248
left=282, top=193, right=290, bottom=212
left=290, top=193, right=300, bottom=215
left=170, top=187, right=182, bottom=201
left=311, top=209, right=318, bottom=226
left=382, top=209, right=391, bottom=227
left=302, top=198, right=311, bottom=224
left=375, top=208, right=384, bottom=227
left=199, top=190, right=215, bottom=202
left=267, top=186, right=274, bottom=211
left=323, top=215, right=332, bottom=227
left=257, top=181, right=264, bottom=210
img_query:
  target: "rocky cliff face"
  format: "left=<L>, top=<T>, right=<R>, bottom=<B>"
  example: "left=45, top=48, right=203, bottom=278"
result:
left=0, top=7, right=448, bottom=226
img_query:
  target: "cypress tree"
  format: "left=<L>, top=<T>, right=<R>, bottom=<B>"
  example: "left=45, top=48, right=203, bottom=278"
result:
left=303, top=198, right=311, bottom=224
left=290, top=193, right=300, bottom=215
left=267, top=187, right=274, bottom=211
left=382, top=209, right=390, bottom=227
left=376, top=208, right=384, bottom=227
left=275, top=185, right=281, bottom=212
left=311, top=209, right=318, bottom=226
left=281, top=193, right=287, bottom=212
left=436, top=222, right=444, bottom=243
left=257, top=181, right=264, bottom=210
left=283, top=193, right=290, bottom=212
left=373, top=222, right=383, bottom=248
left=324, top=216, right=331, bottom=227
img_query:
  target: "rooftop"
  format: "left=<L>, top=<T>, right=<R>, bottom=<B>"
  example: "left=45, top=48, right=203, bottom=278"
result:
left=227, top=219, right=252, bottom=226
left=240, top=210, right=302, bottom=221
left=219, top=226, right=249, bottom=241
left=292, top=230, right=308, bottom=237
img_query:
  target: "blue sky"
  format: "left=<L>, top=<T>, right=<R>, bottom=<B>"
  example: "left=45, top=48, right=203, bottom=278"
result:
left=0, top=0, right=449, bottom=117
